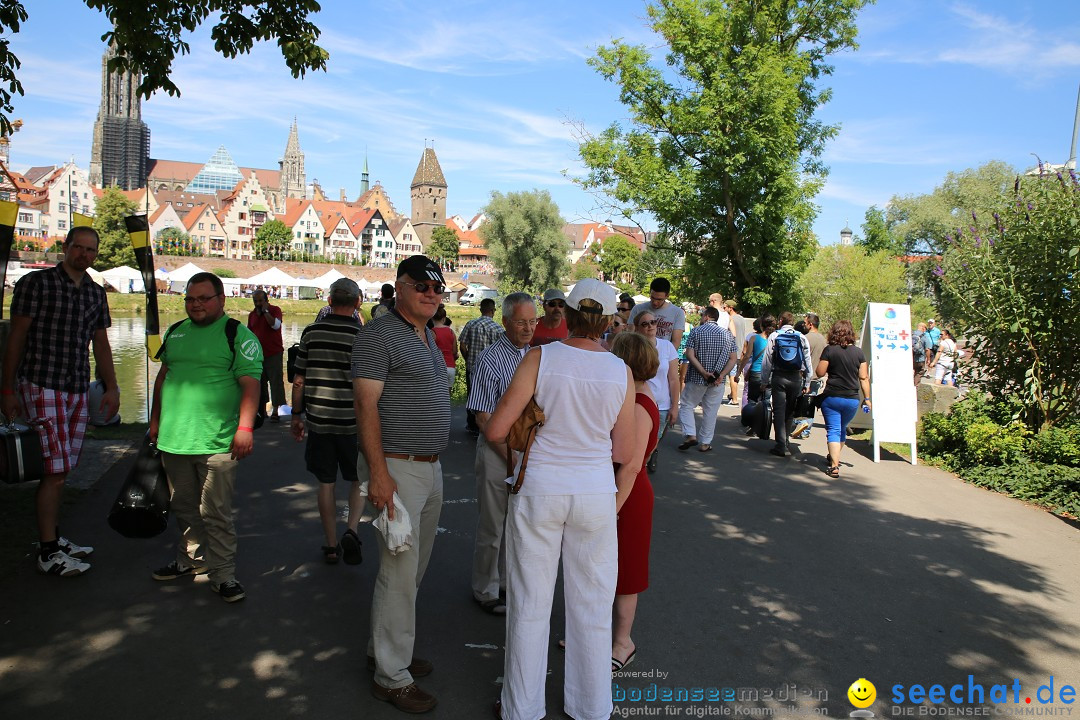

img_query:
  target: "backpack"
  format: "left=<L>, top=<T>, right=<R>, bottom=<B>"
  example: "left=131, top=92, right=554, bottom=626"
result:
left=912, top=332, right=926, bottom=363
left=156, top=317, right=242, bottom=370
left=773, top=330, right=804, bottom=372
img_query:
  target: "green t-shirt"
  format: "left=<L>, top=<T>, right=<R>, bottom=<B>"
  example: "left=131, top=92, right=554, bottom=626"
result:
left=157, top=315, right=263, bottom=455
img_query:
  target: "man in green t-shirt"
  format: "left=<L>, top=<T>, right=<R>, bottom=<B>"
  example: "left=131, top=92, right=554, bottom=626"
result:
left=149, top=272, right=262, bottom=603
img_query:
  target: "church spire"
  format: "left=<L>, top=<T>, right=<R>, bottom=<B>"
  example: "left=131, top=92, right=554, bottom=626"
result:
left=360, top=151, right=369, bottom=194
left=279, top=116, right=306, bottom=201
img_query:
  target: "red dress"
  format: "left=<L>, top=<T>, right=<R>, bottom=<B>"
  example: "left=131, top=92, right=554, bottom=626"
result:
left=616, top=392, right=659, bottom=595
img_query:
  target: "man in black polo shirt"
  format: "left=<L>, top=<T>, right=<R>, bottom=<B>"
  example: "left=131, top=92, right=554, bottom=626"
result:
left=352, top=255, right=450, bottom=714
left=1, top=227, right=119, bottom=577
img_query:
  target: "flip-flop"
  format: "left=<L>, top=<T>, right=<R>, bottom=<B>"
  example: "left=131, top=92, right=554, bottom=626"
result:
left=698, top=444, right=713, bottom=452
left=678, top=438, right=698, bottom=450
left=612, top=649, right=637, bottom=672
left=321, top=545, right=340, bottom=564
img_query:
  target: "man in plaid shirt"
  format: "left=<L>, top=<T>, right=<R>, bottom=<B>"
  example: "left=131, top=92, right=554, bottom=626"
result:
left=458, top=298, right=503, bottom=433
left=1, top=227, right=118, bottom=577
left=676, top=306, right=737, bottom=453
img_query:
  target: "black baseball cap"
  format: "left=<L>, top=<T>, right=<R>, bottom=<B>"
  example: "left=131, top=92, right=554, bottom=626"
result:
left=397, top=255, right=445, bottom=285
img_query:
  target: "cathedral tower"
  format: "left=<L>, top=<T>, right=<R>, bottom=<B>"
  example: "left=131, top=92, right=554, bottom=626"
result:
left=88, top=44, right=150, bottom=190
left=279, top=118, right=306, bottom=201
left=410, top=143, right=447, bottom=247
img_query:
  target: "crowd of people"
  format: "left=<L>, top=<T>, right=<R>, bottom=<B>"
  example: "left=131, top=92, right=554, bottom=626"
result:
left=3, top=231, right=953, bottom=719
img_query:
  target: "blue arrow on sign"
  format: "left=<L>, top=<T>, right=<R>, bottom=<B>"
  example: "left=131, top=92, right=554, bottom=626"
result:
left=900, top=344, right=909, bottom=351
left=876, top=342, right=883, bottom=349
left=888, top=343, right=896, bottom=350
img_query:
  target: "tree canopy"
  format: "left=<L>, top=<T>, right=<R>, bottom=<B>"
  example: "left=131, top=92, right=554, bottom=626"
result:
left=253, top=219, right=291, bottom=260
left=797, top=245, right=912, bottom=335
left=480, top=189, right=568, bottom=295
left=596, top=234, right=640, bottom=284
left=574, top=0, right=871, bottom=312
left=92, top=186, right=138, bottom=269
left=0, top=0, right=328, bottom=136
left=427, top=226, right=460, bottom=267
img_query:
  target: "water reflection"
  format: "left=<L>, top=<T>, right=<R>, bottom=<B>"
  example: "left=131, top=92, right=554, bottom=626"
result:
left=97, top=315, right=314, bottom=423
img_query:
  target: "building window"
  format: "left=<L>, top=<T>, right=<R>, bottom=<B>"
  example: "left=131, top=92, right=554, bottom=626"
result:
left=198, top=222, right=205, bottom=230
left=58, top=220, right=67, bottom=230
left=59, top=190, right=65, bottom=197
left=211, top=224, right=216, bottom=231
left=58, top=203, right=67, bottom=212
left=18, top=212, right=31, bottom=223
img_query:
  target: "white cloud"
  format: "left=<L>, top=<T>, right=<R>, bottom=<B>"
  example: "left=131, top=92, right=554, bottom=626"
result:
left=824, top=118, right=967, bottom=167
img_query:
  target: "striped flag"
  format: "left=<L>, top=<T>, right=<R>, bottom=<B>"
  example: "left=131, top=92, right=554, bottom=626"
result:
left=125, top=214, right=162, bottom=359
left=0, top=199, right=16, bottom=319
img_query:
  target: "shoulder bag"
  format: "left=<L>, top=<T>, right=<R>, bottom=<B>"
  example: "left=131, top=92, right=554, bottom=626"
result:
left=504, top=348, right=545, bottom=494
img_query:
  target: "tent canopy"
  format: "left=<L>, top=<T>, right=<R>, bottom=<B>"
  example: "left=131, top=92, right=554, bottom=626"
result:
left=167, top=262, right=206, bottom=282
left=100, top=265, right=145, bottom=293
left=246, top=266, right=298, bottom=286
left=313, top=268, right=347, bottom=290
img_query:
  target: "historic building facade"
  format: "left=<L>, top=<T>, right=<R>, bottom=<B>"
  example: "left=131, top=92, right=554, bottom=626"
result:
left=88, top=44, right=150, bottom=191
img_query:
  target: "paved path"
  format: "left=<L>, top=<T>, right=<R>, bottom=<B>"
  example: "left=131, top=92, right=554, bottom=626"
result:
left=1, top=405, right=1077, bottom=720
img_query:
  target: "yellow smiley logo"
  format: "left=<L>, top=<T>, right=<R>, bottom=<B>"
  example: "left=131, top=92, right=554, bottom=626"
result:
left=848, top=678, right=877, bottom=708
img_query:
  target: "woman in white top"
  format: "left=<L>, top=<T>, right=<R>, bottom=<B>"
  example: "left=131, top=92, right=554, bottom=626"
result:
left=487, top=278, right=636, bottom=720
left=932, top=328, right=959, bottom=386
left=634, top=310, right=679, bottom=472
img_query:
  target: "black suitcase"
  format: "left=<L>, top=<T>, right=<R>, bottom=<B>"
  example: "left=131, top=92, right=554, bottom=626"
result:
left=107, top=434, right=171, bottom=538
left=0, top=420, right=45, bottom=483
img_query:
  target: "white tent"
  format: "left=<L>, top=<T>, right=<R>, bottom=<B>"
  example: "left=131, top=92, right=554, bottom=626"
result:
left=86, top=267, right=106, bottom=286
left=246, top=266, right=298, bottom=287
left=101, top=265, right=145, bottom=293
left=313, top=268, right=347, bottom=290
left=632, top=294, right=648, bottom=304
left=154, top=267, right=170, bottom=280
left=166, top=262, right=206, bottom=283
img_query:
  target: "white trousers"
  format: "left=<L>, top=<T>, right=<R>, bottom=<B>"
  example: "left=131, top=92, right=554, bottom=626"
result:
left=677, top=382, right=725, bottom=445
left=501, top=493, right=617, bottom=720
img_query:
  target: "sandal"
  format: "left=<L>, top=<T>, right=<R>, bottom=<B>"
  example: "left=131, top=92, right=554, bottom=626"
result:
left=678, top=438, right=698, bottom=450
left=826, top=465, right=840, bottom=478
left=698, top=444, right=713, bottom=452
left=322, top=544, right=340, bottom=564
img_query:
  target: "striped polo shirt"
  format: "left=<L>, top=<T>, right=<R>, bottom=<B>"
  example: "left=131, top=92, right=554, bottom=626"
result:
left=466, top=334, right=528, bottom=414
left=295, top=314, right=362, bottom=434
left=351, top=309, right=450, bottom=455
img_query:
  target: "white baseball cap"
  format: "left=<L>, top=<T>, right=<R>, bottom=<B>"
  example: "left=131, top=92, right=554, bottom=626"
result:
left=566, top=278, right=617, bottom=315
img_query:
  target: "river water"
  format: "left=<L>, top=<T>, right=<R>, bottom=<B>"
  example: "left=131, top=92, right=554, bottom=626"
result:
left=99, top=315, right=315, bottom=423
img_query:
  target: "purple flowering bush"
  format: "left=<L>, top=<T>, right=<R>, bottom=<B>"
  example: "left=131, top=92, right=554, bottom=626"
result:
left=936, top=169, right=1079, bottom=429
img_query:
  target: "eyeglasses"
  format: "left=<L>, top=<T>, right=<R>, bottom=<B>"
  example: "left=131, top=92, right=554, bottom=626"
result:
left=510, top=319, right=539, bottom=329
left=612, top=321, right=624, bottom=328
left=404, top=282, right=445, bottom=295
left=618, top=305, right=632, bottom=312
left=184, top=294, right=220, bottom=305
left=637, top=319, right=657, bottom=327
left=649, top=294, right=666, bottom=303
left=547, top=300, right=565, bottom=308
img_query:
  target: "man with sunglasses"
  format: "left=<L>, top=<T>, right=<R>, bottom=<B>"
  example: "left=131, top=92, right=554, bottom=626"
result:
left=629, top=277, right=685, bottom=350
left=150, top=272, right=263, bottom=603
left=530, top=288, right=569, bottom=347
left=352, top=255, right=450, bottom=713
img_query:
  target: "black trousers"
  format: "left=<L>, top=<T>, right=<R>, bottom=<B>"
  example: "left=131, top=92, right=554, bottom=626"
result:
left=770, top=371, right=803, bottom=450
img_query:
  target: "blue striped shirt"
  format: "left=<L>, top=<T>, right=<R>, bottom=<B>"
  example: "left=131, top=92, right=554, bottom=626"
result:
left=466, top=334, right=528, bottom=414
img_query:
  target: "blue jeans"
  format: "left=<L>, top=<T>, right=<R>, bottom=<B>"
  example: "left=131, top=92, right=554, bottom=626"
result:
left=820, top=396, right=860, bottom=444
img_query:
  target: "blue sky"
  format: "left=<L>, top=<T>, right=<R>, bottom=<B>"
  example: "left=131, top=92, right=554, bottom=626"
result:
left=4, top=0, right=1079, bottom=244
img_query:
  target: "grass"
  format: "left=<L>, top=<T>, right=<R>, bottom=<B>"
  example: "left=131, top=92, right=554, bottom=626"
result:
left=844, top=429, right=914, bottom=462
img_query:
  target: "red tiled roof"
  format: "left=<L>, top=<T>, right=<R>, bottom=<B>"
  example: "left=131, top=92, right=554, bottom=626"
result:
left=182, top=204, right=212, bottom=231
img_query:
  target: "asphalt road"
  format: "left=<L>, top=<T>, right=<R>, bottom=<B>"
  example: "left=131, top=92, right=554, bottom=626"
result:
left=1, top=404, right=1078, bottom=720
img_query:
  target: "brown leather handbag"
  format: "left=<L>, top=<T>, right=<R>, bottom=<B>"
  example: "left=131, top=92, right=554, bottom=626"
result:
left=505, top=396, right=544, bottom=494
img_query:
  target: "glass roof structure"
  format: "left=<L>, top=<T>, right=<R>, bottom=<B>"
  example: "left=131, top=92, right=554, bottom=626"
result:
left=185, top=146, right=243, bottom=193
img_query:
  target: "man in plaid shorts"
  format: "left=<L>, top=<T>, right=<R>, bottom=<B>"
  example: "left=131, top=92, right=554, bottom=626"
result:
left=1, top=226, right=118, bottom=577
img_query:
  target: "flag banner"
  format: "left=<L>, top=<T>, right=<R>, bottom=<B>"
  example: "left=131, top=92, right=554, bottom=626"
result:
left=125, top=214, right=161, bottom=359
left=0, top=200, right=17, bottom=319
left=72, top=212, right=94, bottom=228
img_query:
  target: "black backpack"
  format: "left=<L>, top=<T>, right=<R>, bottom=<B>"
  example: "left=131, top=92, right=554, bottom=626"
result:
left=912, top=332, right=926, bottom=363
left=156, top=317, right=242, bottom=369
left=773, top=330, right=804, bottom=372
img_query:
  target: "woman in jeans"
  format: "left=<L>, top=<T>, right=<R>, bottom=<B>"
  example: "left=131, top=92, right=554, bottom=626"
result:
left=486, top=278, right=636, bottom=720
left=815, top=319, right=870, bottom=478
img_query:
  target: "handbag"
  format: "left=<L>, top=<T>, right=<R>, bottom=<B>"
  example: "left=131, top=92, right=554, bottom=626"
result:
left=107, top=434, right=171, bottom=538
left=0, top=416, right=45, bottom=483
left=504, top=348, right=545, bottom=494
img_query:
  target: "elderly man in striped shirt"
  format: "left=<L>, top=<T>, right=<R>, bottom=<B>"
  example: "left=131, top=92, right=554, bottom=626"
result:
left=465, top=292, right=536, bottom=615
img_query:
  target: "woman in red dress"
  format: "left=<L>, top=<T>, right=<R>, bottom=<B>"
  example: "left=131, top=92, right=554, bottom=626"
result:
left=609, top=331, right=660, bottom=673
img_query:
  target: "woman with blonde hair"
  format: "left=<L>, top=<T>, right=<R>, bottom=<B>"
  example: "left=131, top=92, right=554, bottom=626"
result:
left=608, top=331, right=660, bottom=673
left=487, top=278, right=636, bottom=720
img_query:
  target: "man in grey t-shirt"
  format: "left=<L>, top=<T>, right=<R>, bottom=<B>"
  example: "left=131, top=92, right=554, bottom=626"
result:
left=724, top=300, right=746, bottom=404
left=351, top=255, right=449, bottom=714
left=629, top=277, right=685, bottom=349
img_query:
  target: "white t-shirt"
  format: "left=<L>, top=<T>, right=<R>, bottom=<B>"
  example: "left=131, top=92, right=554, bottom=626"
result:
left=515, top=342, right=627, bottom=496
left=646, top=337, right=679, bottom=412
left=629, top=301, right=686, bottom=345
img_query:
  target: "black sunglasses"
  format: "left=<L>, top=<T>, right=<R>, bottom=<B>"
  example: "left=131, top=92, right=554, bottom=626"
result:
left=547, top=300, right=565, bottom=308
left=406, top=282, right=445, bottom=295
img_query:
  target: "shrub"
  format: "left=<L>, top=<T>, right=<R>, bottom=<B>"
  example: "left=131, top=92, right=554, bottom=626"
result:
left=213, top=268, right=237, bottom=278
left=962, top=463, right=1080, bottom=518
left=1029, top=425, right=1080, bottom=467
left=963, top=421, right=1029, bottom=466
left=918, top=394, right=994, bottom=460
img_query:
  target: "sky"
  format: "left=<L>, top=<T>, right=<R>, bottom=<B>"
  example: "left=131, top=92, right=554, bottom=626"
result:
left=4, top=0, right=1080, bottom=245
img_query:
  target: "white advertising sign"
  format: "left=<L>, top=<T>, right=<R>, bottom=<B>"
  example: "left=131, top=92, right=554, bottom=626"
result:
left=858, top=302, right=918, bottom=464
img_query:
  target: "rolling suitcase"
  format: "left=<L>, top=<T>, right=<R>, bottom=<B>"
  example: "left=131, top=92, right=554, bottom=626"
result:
left=0, top=419, right=45, bottom=484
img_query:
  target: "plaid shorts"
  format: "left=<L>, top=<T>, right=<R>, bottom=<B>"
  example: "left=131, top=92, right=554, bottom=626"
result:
left=18, top=381, right=89, bottom=475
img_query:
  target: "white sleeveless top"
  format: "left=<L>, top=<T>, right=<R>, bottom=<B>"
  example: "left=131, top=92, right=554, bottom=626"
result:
left=514, top=341, right=627, bottom=496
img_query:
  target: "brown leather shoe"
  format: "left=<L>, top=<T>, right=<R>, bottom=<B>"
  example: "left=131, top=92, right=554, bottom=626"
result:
left=372, top=681, right=437, bottom=713
left=366, top=655, right=433, bottom=678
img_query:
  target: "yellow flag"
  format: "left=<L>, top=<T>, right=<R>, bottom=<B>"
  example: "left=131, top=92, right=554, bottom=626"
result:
left=72, top=212, right=94, bottom=228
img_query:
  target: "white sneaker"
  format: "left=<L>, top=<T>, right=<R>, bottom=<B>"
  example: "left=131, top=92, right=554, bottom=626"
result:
left=37, top=550, right=90, bottom=577
left=57, top=536, right=94, bottom=558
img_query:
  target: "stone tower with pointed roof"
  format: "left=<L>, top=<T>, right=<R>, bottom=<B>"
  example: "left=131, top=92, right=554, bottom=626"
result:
left=89, top=43, right=150, bottom=190
left=410, top=144, right=447, bottom=246
left=279, top=118, right=306, bottom=203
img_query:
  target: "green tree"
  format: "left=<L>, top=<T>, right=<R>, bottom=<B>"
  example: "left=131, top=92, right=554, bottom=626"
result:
left=0, top=0, right=328, bottom=136
left=574, top=0, right=870, bottom=312
left=480, top=189, right=568, bottom=295
left=634, top=240, right=681, bottom=294
left=428, top=226, right=460, bottom=267
left=858, top=205, right=902, bottom=254
left=253, top=219, right=291, bottom=260
left=797, top=245, right=908, bottom=335
left=596, top=234, right=640, bottom=284
left=936, top=169, right=1080, bottom=430
left=212, top=268, right=237, bottom=278
left=571, top=258, right=600, bottom=282
left=92, top=186, right=137, bottom=269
